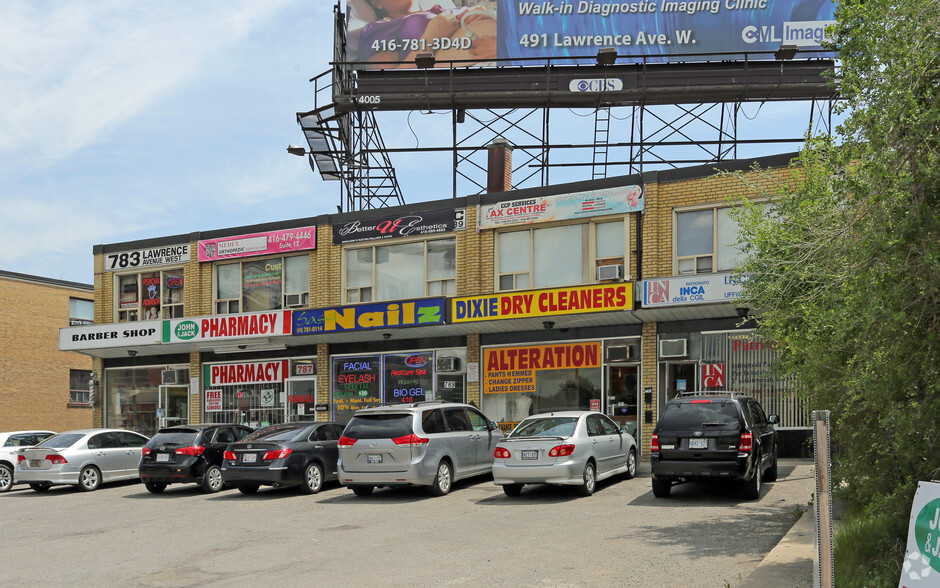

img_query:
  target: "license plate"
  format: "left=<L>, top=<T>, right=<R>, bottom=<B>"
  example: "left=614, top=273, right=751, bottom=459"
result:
left=243, top=454, right=257, bottom=463
left=30, top=460, right=41, bottom=467
left=689, top=438, right=708, bottom=449
left=156, top=453, right=170, bottom=462
left=367, top=454, right=383, bottom=464
left=521, top=450, right=538, bottom=460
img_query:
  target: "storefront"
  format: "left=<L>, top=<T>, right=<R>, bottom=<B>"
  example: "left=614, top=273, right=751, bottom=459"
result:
left=104, top=362, right=191, bottom=437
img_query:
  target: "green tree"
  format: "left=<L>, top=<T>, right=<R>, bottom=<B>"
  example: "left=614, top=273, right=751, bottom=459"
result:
left=729, top=0, right=940, bottom=584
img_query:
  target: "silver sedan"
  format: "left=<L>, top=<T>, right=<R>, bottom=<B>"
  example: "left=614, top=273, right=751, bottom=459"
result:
left=492, top=411, right=637, bottom=497
left=16, top=428, right=149, bottom=492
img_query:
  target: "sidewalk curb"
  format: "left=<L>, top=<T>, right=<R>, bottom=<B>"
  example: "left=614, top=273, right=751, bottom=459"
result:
left=737, top=507, right=816, bottom=587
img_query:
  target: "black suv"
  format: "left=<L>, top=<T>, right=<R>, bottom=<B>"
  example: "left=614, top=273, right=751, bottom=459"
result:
left=139, top=424, right=253, bottom=494
left=650, top=392, right=778, bottom=499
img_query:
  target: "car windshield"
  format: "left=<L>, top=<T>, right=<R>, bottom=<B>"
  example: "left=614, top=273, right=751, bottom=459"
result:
left=36, top=433, right=84, bottom=449
left=509, top=417, right=578, bottom=438
left=243, top=425, right=305, bottom=442
left=343, top=414, right=412, bottom=439
left=659, top=401, right=740, bottom=429
left=148, top=431, right=199, bottom=447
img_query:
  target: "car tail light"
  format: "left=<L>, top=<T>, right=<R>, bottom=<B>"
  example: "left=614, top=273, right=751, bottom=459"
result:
left=223, top=451, right=236, bottom=461
left=175, top=445, right=205, bottom=457
left=17, top=455, right=25, bottom=464
left=392, top=434, right=430, bottom=446
left=548, top=444, right=575, bottom=457
left=739, top=432, right=753, bottom=452
left=494, top=447, right=511, bottom=459
left=263, top=448, right=292, bottom=460
left=47, top=454, right=68, bottom=464
left=142, top=447, right=151, bottom=456
left=338, top=436, right=357, bottom=447
left=651, top=434, right=660, bottom=452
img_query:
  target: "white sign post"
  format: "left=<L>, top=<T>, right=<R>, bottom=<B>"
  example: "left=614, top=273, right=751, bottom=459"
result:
left=814, top=410, right=834, bottom=588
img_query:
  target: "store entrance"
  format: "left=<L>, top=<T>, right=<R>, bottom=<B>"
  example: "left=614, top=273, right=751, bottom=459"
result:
left=606, top=365, right=639, bottom=439
left=158, top=385, right=189, bottom=429
left=658, top=361, right=697, bottom=413
left=286, top=377, right=318, bottom=422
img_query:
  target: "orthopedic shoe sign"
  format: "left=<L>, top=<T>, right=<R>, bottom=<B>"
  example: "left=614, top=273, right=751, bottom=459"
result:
left=163, top=310, right=293, bottom=343
left=452, top=283, right=632, bottom=323
left=198, top=226, right=316, bottom=262
left=293, top=298, right=446, bottom=334
left=479, top=185, right=643, bottom=229
left=345, top=0, right=836, bottom=68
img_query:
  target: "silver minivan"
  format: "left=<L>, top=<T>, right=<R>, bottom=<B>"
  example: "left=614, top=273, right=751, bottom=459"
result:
left=337, top=401, right=504, bottom=496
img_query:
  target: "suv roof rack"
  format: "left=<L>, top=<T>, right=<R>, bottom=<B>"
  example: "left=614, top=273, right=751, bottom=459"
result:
left=675, top=391, right=749, bottom=398
left=362, top=400, right=455, bottom=409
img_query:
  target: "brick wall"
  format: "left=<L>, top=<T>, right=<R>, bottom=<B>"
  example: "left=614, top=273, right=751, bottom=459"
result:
left=0, top=274, right=94, bottom=431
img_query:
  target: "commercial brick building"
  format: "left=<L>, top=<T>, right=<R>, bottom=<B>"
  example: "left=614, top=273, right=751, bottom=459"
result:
left=62, top=152, right=810, bottom=456
left=1, top=271, right=94, bottom=431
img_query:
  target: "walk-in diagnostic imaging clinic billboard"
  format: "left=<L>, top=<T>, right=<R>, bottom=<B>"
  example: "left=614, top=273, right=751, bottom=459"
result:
left=344, top=0, right=837, bottom=68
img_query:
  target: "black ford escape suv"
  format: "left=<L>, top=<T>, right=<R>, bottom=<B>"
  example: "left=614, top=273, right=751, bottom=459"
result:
left=650, top=391, right=778, bottom=499
left=139, top=423, right=253, bottom=494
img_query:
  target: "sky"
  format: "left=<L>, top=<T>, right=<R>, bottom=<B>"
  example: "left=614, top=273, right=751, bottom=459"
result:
left=0, top=1, right=828, bottom=285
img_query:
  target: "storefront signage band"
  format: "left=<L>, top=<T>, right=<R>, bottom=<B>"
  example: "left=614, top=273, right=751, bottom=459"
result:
left=208, top=360, right=289, bottom=386
left=293, top=299, right=445, bottom=334
left=104, top=244, right=190, bottom=271
left=332, top=208, right=461, bottom=245
left=163, top=310, right=292, bottom=343
left=198, top=226, right=316, bottom=262
left=59, top=321, right=162, bottom=350
left=642, top=273, right=744, bottom=307
left=452, top=284, right=632, bottom=323
left=478, top=185, right=643, bottom=229
left=483, top=342, right=601, bottom=394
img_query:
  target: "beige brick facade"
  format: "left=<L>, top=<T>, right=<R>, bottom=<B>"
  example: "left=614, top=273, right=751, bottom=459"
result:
left=1, top=272, right=94, bottom=431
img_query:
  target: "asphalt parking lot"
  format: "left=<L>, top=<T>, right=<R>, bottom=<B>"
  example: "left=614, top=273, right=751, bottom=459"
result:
left=1, top=459, right=815, bottom=588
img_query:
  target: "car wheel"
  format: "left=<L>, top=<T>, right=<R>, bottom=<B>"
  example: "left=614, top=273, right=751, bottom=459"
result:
left=29, top=482, right=52, bottom=492
left=78, top=466, right=101, bottom=492
left=576, top=461, right=596, bottom=497
left=502, top=484, right=523, bottom=497
left=0, top=463, right=13, bottom=492
left=763, top=448, right=778, bottom=482
left=429, top=460, right=453, bottom=496
left=624, top=449, right=637, bottom=480
left=351, top=485, right=374, bottom=497
left=651, top=477, right=671, bottom=498
left=743, top=456, right=762, bottom=500
left=145, top=482, right=167, bottom=494
left=300, top=463, right=324, bottom=495
left=201, top=465, right=224, bottom=493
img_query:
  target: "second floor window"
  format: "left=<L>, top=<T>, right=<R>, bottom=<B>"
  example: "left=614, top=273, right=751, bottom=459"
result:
left=497, top=220, right=626, bottom=290
left=345, top=238, right=456, bottom=303
left=215, top=255, right=309, bottom=314
left=69, top=298, right=94, bottom=326
left=675, top=205, right=758, bottom=275
left=117, top=269, right=184, bottom=322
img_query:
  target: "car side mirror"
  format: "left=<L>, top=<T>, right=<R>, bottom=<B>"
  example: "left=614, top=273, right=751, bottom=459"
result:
left=768, top=414, right=779, bottom=425
left=488, top=421, right=499, bottom=431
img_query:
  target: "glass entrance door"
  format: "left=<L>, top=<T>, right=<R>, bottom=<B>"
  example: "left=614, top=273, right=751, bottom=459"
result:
left=606, top=365, right=639, bottom=439
left=158, top=385, right=189, bottom=429
left=658, top=361, right=697, bottom=412
left=286, top=377, right=318, bottom=422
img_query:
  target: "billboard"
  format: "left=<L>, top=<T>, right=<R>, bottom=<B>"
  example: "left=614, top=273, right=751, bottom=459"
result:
left=344, top=0, right=836, bottom=69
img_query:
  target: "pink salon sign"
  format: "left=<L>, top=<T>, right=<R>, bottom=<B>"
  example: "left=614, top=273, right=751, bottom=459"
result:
left=198, top=226, right=316, bottom=262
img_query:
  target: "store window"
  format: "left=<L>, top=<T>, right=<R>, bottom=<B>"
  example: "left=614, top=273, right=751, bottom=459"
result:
left=69, top=298, right=94, bottom=326
left=215, top=255, right=309, bottom=314
left=69, top=369, right=92, bottom=404
left=203, top=359, right=292, bottom=428
left=116, top=269, right=184, bottom=321
left=497, top=220, right=626, bottom=291
left=344, top=238, right=456, bottom=303
left=104, top=366, right=189, bottom=436
left=675, top=205, right=767, bottom=275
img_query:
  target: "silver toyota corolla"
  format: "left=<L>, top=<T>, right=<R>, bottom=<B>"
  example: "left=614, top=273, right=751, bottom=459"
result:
left=492, top=410, right=637, bottom=497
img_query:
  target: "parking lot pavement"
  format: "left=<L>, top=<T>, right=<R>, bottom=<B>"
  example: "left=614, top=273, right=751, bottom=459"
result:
left=0, top=459, right=816, bottom=588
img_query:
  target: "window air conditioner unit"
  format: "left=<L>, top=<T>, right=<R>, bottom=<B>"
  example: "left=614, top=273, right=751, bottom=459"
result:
left=284, top=292, right=308, bottom=308
left=161, top=369, right=188, bottom=385
left=436, top=356, right=460, bottom=372
left=606, top=345, right=631, bottom=362
left=659, top=339, right=688, bottom=358
left=595, top=264, right=624, bottom=281
left=69, top=319, right=83, bottom=326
